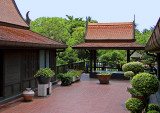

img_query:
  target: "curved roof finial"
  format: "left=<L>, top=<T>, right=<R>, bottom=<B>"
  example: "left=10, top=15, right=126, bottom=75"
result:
left=26, top=11, right=31, bottom=26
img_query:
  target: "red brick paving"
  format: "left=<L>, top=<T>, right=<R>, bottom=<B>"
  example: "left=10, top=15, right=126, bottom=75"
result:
left=0, top=74, right=131, bottom=113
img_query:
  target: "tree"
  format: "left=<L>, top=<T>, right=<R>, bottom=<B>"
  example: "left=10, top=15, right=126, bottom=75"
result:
left=30, top=17, right=70, bottom=43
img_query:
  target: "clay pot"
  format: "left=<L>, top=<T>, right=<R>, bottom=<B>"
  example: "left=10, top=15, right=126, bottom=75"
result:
left=23, top=88, right=35, bottom=101
left=132, top=94, right=145, bottom=103
left=97, top=75, right=112, bottom=84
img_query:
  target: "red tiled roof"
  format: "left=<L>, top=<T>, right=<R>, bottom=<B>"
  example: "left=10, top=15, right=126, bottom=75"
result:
left=86, top=22, right=134, bottom=40
left=72, top=42, right=144, bottom=50
left=0, top=26, right=67, bottom=48
left=0, top=0, right=29, bottom=28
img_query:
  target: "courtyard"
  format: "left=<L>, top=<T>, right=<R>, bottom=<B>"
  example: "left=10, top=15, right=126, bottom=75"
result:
left=0, top=74, right=130, bottom=113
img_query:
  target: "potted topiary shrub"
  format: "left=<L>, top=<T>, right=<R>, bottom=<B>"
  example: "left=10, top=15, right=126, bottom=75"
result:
left=125, top=98, right=144, bottom=113
left=131, top=73, right=159, bottom=112
left=34, top=68, right=55, bottom=84
left=97, top=73, right=112, bottom=84
left=147, top=104, right=160, bottom=112
left=122, top=62, right=144, bottom=75
left=127, top=88, right=144, bottom=103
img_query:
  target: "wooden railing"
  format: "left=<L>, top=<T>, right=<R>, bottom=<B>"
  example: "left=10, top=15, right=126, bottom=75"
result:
left=85, top=62, right=123, bottom=72
left=56, top=61, right=85, bottom=74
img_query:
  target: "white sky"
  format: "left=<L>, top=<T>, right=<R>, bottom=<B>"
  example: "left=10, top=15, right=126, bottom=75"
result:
left=15, top=0, right=160, bottom=32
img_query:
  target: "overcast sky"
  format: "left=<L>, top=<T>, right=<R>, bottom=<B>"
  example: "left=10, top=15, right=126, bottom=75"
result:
left=15, top=0, right=160, bottom=32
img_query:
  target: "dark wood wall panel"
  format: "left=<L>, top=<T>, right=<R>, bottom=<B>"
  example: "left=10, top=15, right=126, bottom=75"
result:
left=3, top=49, right=39, bottom=98
left=21, top=50, right=39, bottom=91
left=4, top=50, right=21, bottom=97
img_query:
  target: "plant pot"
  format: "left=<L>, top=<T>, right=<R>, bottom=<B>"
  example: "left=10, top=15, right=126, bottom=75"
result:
left=23, top=88, right=35, bottom=101
left=97, top=75, right=112, bottom=84
left=131, top=94, right=145, bottom=103
left=38, top=76, right=51, bottom=84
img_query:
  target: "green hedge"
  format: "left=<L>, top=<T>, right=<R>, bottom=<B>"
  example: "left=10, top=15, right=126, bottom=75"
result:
left=131, top=73, right=159, bottom=95
left=125, top=98, right=144, bottom=113
left=122, top=62, right=144, bottom=75
left=148, top=104, right=160, bottom=112
left=124, top=71, right=134, bottom=78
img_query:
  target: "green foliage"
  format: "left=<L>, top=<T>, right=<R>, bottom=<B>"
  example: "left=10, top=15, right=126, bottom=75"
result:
left=127, top=88, right=142, bottom=96
left=98, top=73, right=112, bottom=75
left=99, top=50, right=124, bottom=63
left=147, top=110, right=159, bottom=113
left=125, top=98, right=144, bottom=113
left=124, top=71, right=134, bottom=78
left=57, top=73, right=72, bottom=86
left=135, top=28, right=153, bottom=45
left=70, top=70, right=83, bottom=78
left=56, top=73, right=64, bottom=80
left=148, top=104, right=160, bottom=112
left=34, top=68, right=55, bottom=78
left=57, top=70, right=83, bottom=86
left=122, top=62, right=144, bottom=75
left=141, top=53, right=156, bottom=65
left=131, top=73, right=159, bottom=96
left=30, top=17, right=70, bottom=43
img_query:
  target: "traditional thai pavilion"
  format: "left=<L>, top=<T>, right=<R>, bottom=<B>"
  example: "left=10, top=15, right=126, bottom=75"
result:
left=145, top=18, right=160, bottom=80
left=145, top=17, right=160, bottom=105
left=72, top=19, right=145, bottom=77
left=0, top=0, right=67, bottom=103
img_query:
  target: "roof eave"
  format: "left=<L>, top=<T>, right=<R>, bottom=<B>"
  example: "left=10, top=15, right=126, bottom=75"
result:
left=0, top=40, right=68, bottom=49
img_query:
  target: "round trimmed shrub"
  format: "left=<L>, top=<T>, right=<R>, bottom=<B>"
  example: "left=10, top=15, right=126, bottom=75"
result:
left=125, top=98, right=144, bottom=113
left=131, top=73, right=159, bottom=95
left=124, top=71, right=134, bottom=78
left=122, top=62, right=144, bottom=75
left=147, top=110, right=159, bottom=113
left=148, top=104, right=160, bottom=112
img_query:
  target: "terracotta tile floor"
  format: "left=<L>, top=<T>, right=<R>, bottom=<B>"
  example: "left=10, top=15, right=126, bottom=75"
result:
left=0, top=73, right=131, bottom=113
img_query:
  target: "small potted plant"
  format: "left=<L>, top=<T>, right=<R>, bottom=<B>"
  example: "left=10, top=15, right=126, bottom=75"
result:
left=34, top=68, right=55, bottom=84
left=97, top=73, right=112, bottom=84
left=57, top=73, right=72, bottom=86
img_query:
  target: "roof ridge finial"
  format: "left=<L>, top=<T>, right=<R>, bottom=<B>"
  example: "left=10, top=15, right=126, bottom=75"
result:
left=26, top=11, right=31, bottom=26
left=134, top=14, right=135, bottom=23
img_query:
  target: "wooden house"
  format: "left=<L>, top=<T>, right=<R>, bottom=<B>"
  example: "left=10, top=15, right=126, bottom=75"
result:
left=0, top=0, right=67, bottom=103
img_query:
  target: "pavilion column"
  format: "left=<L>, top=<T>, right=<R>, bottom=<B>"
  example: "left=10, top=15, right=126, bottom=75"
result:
left=127, top=50, right=130, bottom=63
left=93, top=50, right=97, bottom=71
left=90, top=50, right=93, bottom=77
left=157, top=53, right=160, bottom=80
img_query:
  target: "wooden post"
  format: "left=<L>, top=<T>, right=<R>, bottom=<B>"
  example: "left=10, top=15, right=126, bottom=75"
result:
left=127, top=50, right=130, bottom=63
left=93, top=50, right=97, bottom=71
left=157, top=53, right=160, bottom=80
left=90, top=50, right=93, bottom=77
